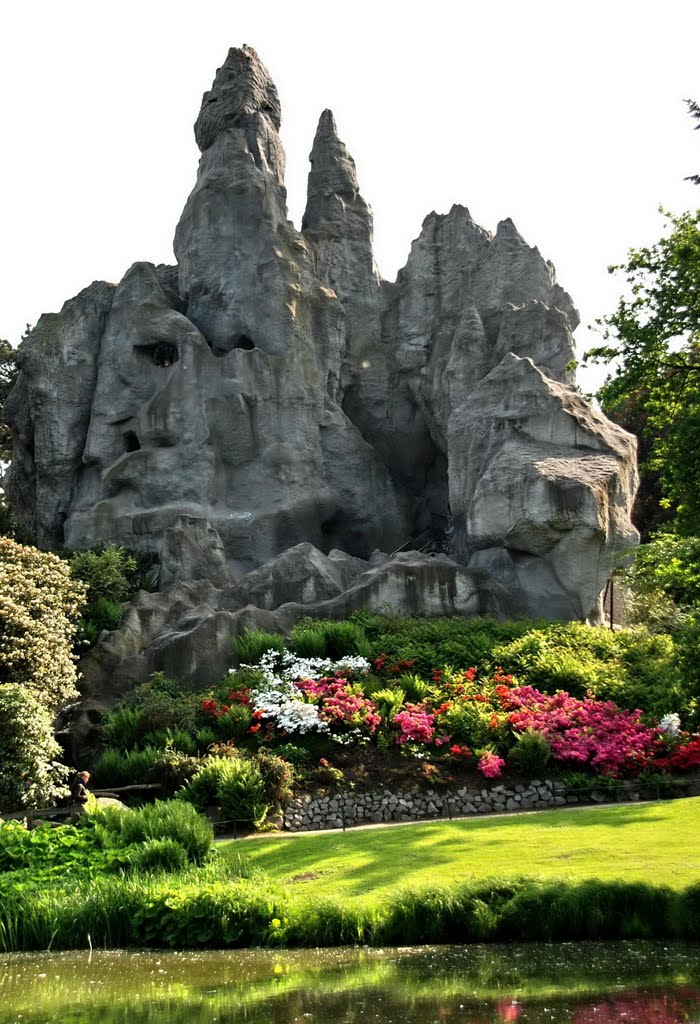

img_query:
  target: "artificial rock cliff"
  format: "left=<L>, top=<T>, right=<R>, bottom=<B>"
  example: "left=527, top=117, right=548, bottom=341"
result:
left=5, top=46, right=638, bottom=703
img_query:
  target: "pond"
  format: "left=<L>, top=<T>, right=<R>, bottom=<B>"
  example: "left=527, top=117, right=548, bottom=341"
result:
left=1, top=941, right=698, bottom=1024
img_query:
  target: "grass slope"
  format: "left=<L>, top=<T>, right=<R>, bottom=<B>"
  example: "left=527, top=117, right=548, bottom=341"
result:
left=232, top=797, right=700, bottom=901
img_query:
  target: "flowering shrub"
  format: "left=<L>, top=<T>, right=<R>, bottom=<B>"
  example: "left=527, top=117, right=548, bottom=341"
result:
left=504, top=687, right=659, bottom=777
left=654, top=735, right=700, bottom=772
left=0, top=537, right=86, bottom=710
left=165, top=639, right=700, bottom=785
left=298, top=677, right=381, bottom=733
left=658, top=713, right=682, bottom=737
left=0, top=684, right=69, bottom=810
left=393, top=703, right=450, bottom=747
left=478, top=751, right=506, bottom=779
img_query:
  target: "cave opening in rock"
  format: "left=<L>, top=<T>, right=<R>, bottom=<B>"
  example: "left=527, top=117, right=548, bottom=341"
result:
left=233, top=334, right=255, bottom=350
left=153, top=344, right=179, bottom=367
left=123, top=431, right=141, bottom=453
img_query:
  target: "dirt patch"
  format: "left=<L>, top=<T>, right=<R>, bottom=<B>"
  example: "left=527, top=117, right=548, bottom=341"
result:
left=288, top=871, right=322, bottom=883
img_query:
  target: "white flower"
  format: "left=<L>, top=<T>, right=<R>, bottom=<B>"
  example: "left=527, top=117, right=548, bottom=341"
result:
left=230, top=647, right=371, bottom=738
left=659, top=713, right=681, bottom=737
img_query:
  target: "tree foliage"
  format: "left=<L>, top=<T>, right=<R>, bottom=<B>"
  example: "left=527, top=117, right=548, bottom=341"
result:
left=0, top=338, right=18, bottom=467
left=0, top=537, right=86, bottom=710
left=585, top=207, right=700, bottom=535
left=0, top=684, right=69, bottom=811
left=685, top=98, right=700, bottom=185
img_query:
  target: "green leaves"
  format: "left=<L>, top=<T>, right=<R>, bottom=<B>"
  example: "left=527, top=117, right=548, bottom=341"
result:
left=585, top=208, right=700, bottom=535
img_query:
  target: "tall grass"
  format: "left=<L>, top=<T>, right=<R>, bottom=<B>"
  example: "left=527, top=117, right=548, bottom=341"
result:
left=87, top=800, right=213, bottom=864
left=2, top=875, right=698, bottom=952
left=233, top=630, right=284, bottom=665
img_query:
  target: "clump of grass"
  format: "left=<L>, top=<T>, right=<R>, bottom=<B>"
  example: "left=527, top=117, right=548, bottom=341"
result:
left=87, top=799, right=213, bottom=864
left=233, top=629, right=284, bottom=665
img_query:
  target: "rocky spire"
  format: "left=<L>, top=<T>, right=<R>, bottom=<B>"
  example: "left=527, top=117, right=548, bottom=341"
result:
left=302, top=110, right=380, bottom=308
left=193, top=44, right=285, bottom=188
left=302, top=110, right=362, bottom=229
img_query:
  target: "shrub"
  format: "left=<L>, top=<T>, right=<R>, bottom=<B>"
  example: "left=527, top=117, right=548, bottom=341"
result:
left=125, top=837, right=189, bottom=872
left=90, top=746, right=162, bottom=787
left=0, top=537, right=85, bottom=709
left=102, top=707, right=149, bottom=750
left=142, top=728, right=197, bottom=755
left=177, top=758, right=240, bottom=812
left=0, top=684, right=69, bottom=811
left=87, top=799, right=213, bottom=864
left=272, top=743, right=311, bottom=767
left=288, top=622, right=328, bottom=658
left=177, top=756, right=271, bottom=830
left=252, top=751, right=294, bottom=806
left=218, top=760, right=270, bottom=829
left=122, top=673, right=198, bottom=734
left=211, top=704, right=252, bottom=740
left=352, top=613, right=542, bottom=676
left=492, top=622, right=683, bottom=718
left=233, top=629, right=284, bottom=665
left=69, top=545, right=137, bottom=605
left=509, top=728, right=551, bottom=775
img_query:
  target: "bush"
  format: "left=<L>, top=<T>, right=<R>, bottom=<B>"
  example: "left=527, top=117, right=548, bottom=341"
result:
left=289, top=619, right=370, bottom=660
left=218, top=761, right=270, bottom=829
left=177, top=756, right=271, bottom=830
left=0, top=537, right=85, bottom=709
left=252, top=751, right=294, bottom=806
left=233, top=630, right=284, bottom=665
left=87, top=799, right=213, bottom=864
left=0, top=684, right=69, bottom=811
left=102, top=707, right=149, bottom=750
left=90, top=746, right=163, bottom=787
left=492, top=622, right=684, bottom=719
left=351, top=613, right=542, bottom=677
left=288, top=624, right=327, bottom=658
left=211, top=704, right=252, bottom=740
left=142, top=728, right=197, bottom=755
left=123, top=673, right=198, bottom=733
left=125, top=837, right=188, bottom=872
left=509, top=728, right=551, bottom=775
left=177, top=758, right=240, bottom=812
left=69, top=545, right=137, bottom=606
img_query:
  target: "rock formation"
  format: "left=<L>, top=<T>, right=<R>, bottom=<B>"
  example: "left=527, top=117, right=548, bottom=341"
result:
left=4, top=45, right=638, bottom=702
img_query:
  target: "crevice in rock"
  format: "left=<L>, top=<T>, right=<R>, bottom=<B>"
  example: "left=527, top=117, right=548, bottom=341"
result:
left=153, top=344, right=179, bottom=367
left=123, top=431, right=141, bottom=453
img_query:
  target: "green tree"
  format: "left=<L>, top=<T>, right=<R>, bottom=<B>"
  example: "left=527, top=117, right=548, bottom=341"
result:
left=0, top=338, right=18, bottom=465
left=685, top=98, right=700, bottom=185
left=0, top=339, right=19, bottom=536
left=585, top=207, right=700, bottom=535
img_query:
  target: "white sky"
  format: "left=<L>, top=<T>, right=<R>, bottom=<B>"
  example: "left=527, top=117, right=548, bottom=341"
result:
left=1, top=0, right=698, bottom=394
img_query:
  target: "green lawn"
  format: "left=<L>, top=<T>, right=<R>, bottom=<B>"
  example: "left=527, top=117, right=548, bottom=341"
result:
left=227, top=797, right=700, bottom=902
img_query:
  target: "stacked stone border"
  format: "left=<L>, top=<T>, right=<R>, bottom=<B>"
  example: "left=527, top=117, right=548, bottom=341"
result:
left=283, top=777, right=700, bottom=832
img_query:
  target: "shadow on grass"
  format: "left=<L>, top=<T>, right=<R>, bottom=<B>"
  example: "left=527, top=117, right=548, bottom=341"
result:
left=225, top=800, right=693, bottom=899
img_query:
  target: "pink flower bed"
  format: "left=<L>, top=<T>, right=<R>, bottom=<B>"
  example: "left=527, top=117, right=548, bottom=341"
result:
left=504, top=686, right=659, bottom=776
left=393, top=703, right=451, bottom=746
left=297, top=677, right=381, bottom=732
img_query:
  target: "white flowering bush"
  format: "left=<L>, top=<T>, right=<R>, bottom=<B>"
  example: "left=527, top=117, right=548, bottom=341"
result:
left=231, top=648, right=371, bottom=738
left=658, top=713, right=682, bottom=737
left=0, top=684, right=70, bottom=810
left=0, top=537, right=86, bottom=710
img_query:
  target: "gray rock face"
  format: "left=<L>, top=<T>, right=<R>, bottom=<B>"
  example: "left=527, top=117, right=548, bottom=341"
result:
left=5, top=44, right=638, bottom=670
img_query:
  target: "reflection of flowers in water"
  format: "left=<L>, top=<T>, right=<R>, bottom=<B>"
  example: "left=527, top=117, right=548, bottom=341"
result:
left=498, top=1000, right=521, bottom=1022
left=571, top=993, right=700, bottom=1024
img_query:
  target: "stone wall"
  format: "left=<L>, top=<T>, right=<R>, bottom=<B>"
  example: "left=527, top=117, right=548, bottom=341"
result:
left=282, top=777, right=694, bottom=832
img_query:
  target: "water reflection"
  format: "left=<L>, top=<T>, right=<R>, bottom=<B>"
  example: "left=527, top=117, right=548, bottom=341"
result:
left=0, top=942, right=698, bottom=1024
